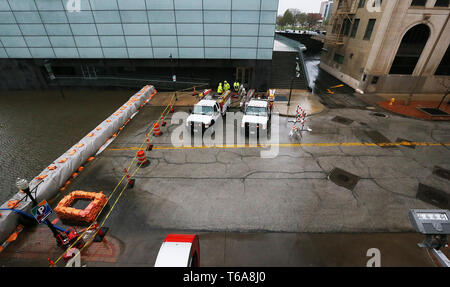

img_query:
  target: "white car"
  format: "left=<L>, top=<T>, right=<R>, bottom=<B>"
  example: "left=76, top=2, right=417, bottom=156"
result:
left=241, top=99, right=272, bottom=137
left=186, top=97, right=230, bottom=134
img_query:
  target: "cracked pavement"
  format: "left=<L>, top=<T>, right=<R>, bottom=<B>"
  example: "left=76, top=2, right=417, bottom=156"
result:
left=66, top=105, right=450, bottom=234
left=2, top=99, right=449, bottom=267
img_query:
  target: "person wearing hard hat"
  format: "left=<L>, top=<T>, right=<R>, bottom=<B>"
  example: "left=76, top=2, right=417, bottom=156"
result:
left=217, top=82, right=223, bottom=94
left=234, top=81, right=240, bottom=92
left=224, top=81, right=230, bottom=92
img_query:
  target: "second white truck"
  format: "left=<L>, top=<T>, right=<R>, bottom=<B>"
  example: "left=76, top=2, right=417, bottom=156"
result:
left=241, top=96, right=272, bottom=137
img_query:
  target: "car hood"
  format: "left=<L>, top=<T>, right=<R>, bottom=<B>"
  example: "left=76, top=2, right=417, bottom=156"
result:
left=187, top=114, right=212, bottom=125
left=242, top=115, right=268, bottom=125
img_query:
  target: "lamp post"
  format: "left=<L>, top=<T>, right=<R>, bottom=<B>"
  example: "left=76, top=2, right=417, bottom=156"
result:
left=287, top=56, right=301, bottom=107
left=16, top=178, right=72, bottom=248
left=170, top=54, right=177, bottom=101
left=44, top=60, right=65, bottom=100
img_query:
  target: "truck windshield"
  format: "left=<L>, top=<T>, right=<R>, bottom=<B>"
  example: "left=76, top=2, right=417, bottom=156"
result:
left=245, top=106, right=267, bottom=117
left=193, top=105, right=214, bottom=115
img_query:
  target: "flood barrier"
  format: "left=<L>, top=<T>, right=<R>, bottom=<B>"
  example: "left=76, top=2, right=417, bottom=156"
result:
left=0, top=85, right=156, bottom=244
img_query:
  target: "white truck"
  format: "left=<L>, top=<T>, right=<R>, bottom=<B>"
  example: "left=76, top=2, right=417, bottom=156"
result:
left=241, top=96, right=272, bottom=137
left=186, top=90, right=231, bottom=134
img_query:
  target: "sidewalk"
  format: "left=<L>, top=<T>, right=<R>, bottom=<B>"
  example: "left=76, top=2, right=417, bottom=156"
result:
left=361, top=93, right=450, bottom=121
left=272, top=89, right=325, bottom=117
left=148, top=91, right=199, bottom=107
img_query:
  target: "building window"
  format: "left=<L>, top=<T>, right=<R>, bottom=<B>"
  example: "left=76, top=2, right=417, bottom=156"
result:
left=363, top=19, right=376, bottom=40
left=411, top=0, right=427, bottom=6
left=435, top=45, right=449, bottom=76
left=434, top=0, right=449, bottom=7
left=350, top=19, right=360, bottom=38
left=358, top=0, right=366, bottom=8
left=342, top=18, right=352, bottom=36
left=52, top=66, right=77, bottom=76
left=371, top=76, right=379, bottom=84
left=390, top=24, right=430, bottom=74
left=333, top=53, right=344, bottom=64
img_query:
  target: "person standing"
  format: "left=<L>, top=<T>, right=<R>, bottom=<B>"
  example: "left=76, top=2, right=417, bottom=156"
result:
left=224, top=81, right=230, bottom=92
left=217, top=82, right=223, bottom=94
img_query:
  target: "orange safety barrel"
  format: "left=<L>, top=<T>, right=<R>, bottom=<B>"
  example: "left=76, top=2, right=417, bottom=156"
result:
left=136, top=150, right=150, bottom=168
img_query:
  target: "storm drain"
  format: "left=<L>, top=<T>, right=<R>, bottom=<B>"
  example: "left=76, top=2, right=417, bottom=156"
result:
left=331, top=116, right=354, bottom=126
left=433, top=166, right=450, bottom=181
left=364, top=130, right=395, bottom=148
left=395, top=138, right=416, bottom=149
left=370, top=112, right=389, bottom=118
left=417, top=183, right=450, bottom=209
left=275, top=96, right=288, bottom=102
left=328, top=168, right=360, bottom=191
left=417, top=107, right=450, bottom=117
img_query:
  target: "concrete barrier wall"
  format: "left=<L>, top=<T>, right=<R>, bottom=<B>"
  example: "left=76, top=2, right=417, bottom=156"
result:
left=0, top=85, right=155, bottom=244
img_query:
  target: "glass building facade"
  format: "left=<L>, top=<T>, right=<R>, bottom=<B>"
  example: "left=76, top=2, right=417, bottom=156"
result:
left=0, top=0, right=278, bottom=59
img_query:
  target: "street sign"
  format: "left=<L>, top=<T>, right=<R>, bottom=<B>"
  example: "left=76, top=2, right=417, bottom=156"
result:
left=31, top=200, right=53, bottom=224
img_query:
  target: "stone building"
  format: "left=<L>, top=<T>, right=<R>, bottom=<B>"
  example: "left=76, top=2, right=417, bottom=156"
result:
left=320, top=0, right=449, bottom=94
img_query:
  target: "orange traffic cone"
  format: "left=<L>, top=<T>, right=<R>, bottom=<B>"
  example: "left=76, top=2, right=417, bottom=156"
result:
left=136, top=150, right=150, bottom=168
left=146, top=138, right=153, bottom=151
left=160, top=113, right=166, bottom=126
left=153, top=123, right=162, bottom=136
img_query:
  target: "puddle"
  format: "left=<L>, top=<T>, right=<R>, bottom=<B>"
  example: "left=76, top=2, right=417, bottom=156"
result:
left=328, top=168, right=360, bottom=191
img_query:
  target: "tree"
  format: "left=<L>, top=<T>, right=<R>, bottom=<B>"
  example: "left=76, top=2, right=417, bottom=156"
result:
left=295, top=12, right=308, bottom=27
left=306, top=13, right=322, bottom=29
left=276, top=15, right=286, bottom=27
left=282, top=9, right=295, bottom=27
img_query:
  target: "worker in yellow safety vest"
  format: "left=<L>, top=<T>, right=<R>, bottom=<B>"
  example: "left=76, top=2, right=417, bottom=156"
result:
left=233, top=81, right=240, bottom=92
left=224, top=81, right=230, bottom=92
left=217, top=82, right=223, bottom=94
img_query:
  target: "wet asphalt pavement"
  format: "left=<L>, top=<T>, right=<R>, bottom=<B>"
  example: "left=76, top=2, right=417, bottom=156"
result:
left=0, top=54, right=449, bottom=267
left=304, top=51, right=366, bottom=109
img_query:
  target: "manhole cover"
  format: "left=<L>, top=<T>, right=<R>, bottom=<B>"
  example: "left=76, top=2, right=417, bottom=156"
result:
left=275, top=96, right=288, bottom=102
left=364, top=130, right=394, bottom=148
left=328, top=168, right=360, bottom=191
left=370, top=112, right=388, bottom=118
left=433, top=166, right=450, bottom=181
left=395, top=138, right=416, bottom=149
left=417, top=183, right=449, bottom=209
left=331, top=116, right=354, bottom=126
left=417, top=107, right=450, bottom=117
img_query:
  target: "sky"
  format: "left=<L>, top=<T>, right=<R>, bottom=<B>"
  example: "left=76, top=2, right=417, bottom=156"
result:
left=277, top=0, right=324, bottom=15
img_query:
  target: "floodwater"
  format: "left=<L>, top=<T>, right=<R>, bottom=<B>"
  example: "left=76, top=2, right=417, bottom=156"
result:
left=304, top=51, right=354, bottom=95
left=0, top=89, right=136, bottom=204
